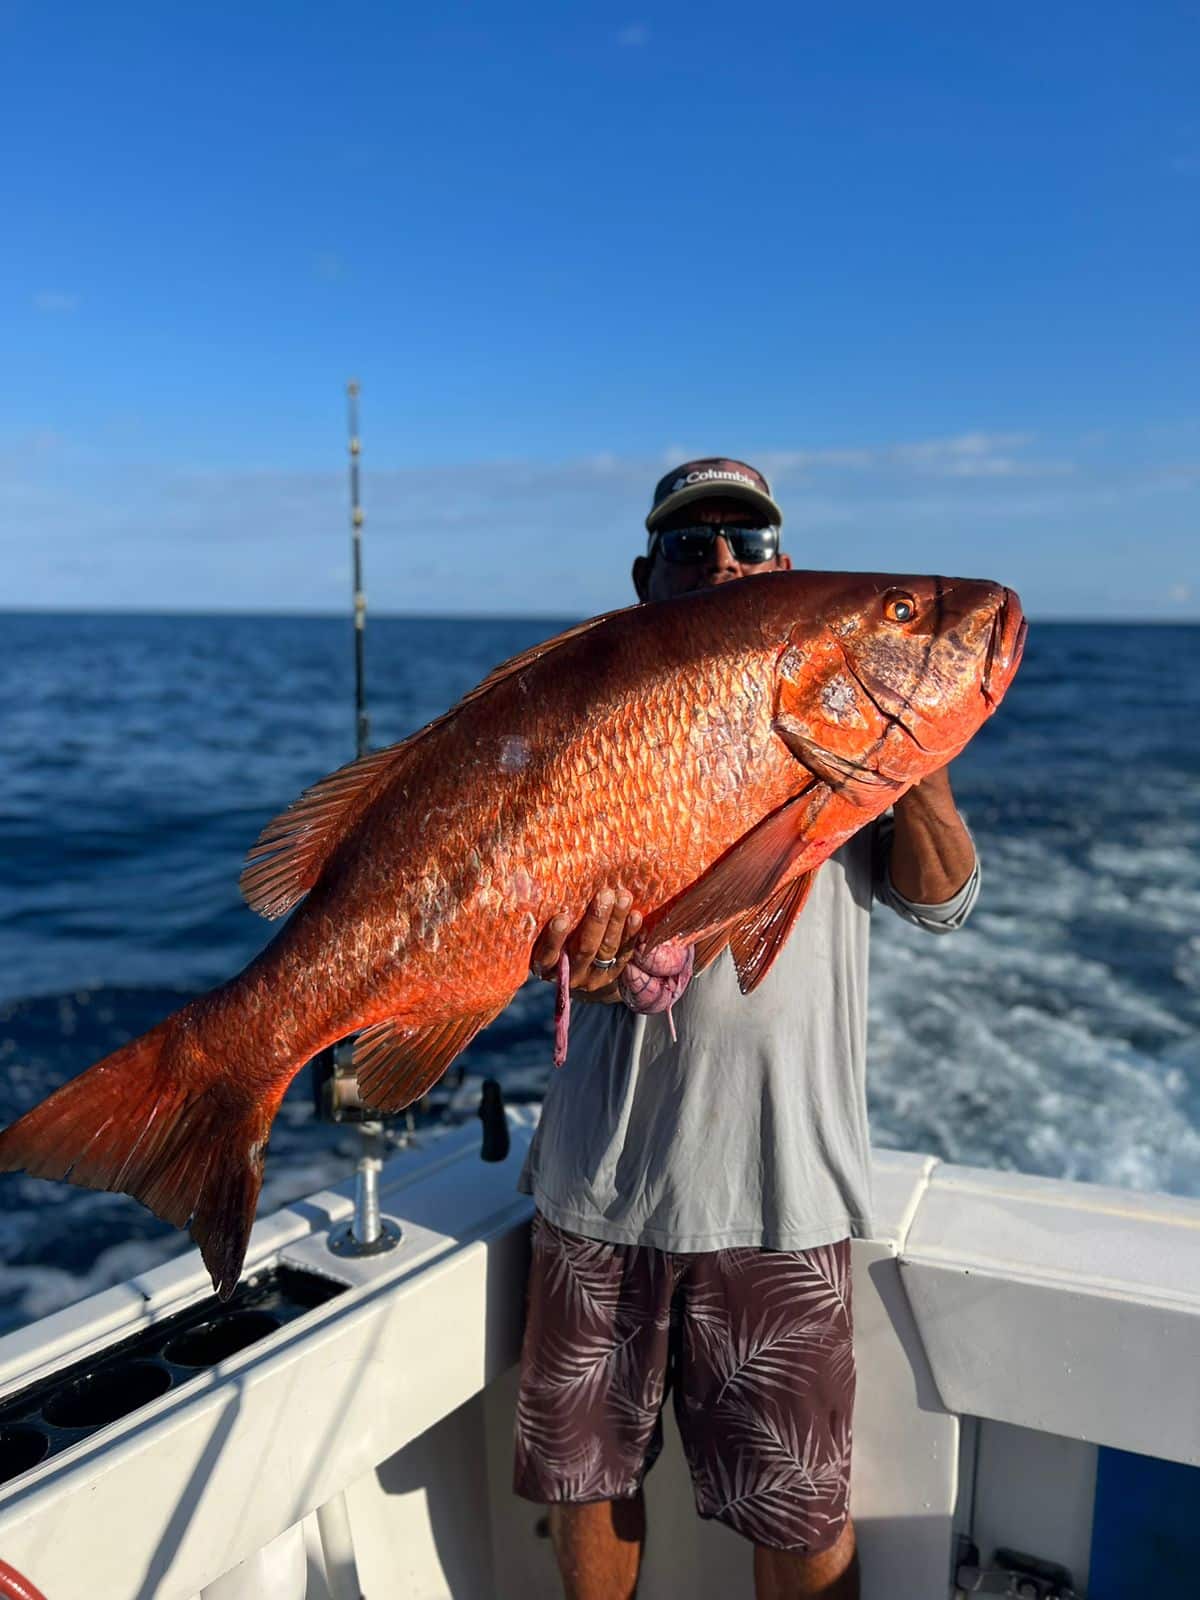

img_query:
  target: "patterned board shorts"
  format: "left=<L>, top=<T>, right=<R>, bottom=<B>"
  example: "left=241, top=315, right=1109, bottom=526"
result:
left=513, top=1212, right=855, bottom=1554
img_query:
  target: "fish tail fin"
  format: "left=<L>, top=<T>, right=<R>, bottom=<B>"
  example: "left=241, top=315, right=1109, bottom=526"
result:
left=0, top=1017, right=275, bottom=1300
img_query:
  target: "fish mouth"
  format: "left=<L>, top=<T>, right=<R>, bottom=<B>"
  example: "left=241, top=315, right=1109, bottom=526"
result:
left=981, top=588, right=1027, bottom=710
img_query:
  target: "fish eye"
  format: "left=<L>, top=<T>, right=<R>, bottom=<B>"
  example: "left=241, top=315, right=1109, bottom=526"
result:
left=883, top=591, right=917, bottom=624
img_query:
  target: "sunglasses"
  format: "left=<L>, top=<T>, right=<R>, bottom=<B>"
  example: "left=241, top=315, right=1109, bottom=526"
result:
left=649, top=525, right=781, bottom=566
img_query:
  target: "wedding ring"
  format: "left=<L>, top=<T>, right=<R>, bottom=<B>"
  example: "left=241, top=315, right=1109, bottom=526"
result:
left=591, top=955, right=618, bottom=970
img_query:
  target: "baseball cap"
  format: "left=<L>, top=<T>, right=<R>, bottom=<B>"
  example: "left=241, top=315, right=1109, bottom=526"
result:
left=645, top=457, right=783, bottom=533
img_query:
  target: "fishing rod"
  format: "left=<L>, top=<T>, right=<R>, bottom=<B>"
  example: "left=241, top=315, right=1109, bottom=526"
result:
left=320, top=380, right=400, bottom=1260
left=313, top=382, right=509, bottom=1249
left=348, top=380, right=369, bottom=763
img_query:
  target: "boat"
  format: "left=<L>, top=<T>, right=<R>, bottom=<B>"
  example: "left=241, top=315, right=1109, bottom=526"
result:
left=0, top=1108, right=1197, bottom=1598
left=3, top=393, right=1195, bottom=1598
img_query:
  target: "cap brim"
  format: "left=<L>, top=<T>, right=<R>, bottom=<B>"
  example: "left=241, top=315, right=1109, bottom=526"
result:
left=646, top=480, right=783, bottom=532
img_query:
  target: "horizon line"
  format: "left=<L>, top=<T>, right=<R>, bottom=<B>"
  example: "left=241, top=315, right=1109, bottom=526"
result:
left=0, top=605, right=1196, bottom=627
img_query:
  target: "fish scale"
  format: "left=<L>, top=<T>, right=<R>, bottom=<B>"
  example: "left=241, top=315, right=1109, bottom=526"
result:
left=0, top=571, right=1025, bottom=1296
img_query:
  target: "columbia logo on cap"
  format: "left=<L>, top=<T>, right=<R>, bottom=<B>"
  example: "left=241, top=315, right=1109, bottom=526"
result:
left=672, top=468, right=756, bottom=492
left=647, top=456, right=782, bottom=534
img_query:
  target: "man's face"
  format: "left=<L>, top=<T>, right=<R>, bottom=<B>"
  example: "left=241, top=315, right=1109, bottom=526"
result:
left=632, top=497, right=792, bottom=603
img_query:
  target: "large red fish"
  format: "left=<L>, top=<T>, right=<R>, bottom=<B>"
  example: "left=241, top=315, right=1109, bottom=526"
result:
left=0, top=572, right=1025, bottom=1296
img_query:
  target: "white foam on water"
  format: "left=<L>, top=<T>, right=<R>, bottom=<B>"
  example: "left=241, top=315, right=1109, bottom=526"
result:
left=869, top=825, right=1200, bottom=1197
left=1, top=1236, right=193, bottom=1327
left=1174, top=939, right=1200, bottom=995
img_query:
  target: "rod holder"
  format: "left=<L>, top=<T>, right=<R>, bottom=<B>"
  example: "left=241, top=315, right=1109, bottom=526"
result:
left=328, top=1121, right=401, bottom=1258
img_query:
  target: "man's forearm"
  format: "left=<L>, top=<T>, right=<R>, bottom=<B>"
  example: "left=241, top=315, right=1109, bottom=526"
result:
left=888, top=765, right=976, bottom=904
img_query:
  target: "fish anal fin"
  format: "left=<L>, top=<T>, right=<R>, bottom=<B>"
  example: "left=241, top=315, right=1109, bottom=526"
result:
left=644, top=783, right=828, bottom=951
left=728, top=870, right=818, bottom=994
left=353, top=1006, right=505, bottom=1114
left=239, top=743, right=414, bottom=919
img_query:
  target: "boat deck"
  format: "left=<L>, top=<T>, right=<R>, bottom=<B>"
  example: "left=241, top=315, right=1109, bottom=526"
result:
left=0, top=1111, right=1197, bottom=1598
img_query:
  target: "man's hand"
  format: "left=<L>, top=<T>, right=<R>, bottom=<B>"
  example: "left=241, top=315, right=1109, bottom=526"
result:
left=530, top=888, right=643, bottom=1003
left=890, top=763, right=976, bottom=903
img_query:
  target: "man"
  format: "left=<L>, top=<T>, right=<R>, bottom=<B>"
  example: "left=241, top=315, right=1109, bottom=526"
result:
left=516, top=459, right=979, bottom=1600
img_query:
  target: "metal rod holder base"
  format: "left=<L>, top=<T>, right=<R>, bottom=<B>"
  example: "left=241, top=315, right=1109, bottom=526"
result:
left=327, top=1218, right=402, bottom=1258
left=327, top=1118, right=402, bottom=1258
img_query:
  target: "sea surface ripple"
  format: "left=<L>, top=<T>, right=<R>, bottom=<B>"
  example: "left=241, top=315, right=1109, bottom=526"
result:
left=0, top=611, right=1197, bottom=1332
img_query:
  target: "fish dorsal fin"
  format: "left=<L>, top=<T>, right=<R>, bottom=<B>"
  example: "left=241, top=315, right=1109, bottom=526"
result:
left=728, top=869, right=818, bottom=994
left=240, top=608, right=630, bottom=920
left=457, top=607, right=630, bottom=707
left=239, top=743, right=414, bottom=918
left=643, top=782, right=828, bottom=952
left=353, top=1006, right=505, bottom=1114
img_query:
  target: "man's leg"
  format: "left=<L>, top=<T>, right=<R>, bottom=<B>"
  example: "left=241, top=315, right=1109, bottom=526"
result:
left=549, top=1493, right=645, bottom=1600
left=513, top=1216, right=674, bottom=1599
left=754, top=1517, right=859, bottom=1599
left=675, top=1240, right=858, bottom=1594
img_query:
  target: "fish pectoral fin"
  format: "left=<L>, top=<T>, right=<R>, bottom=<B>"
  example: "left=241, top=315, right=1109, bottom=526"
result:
left=353, top=1006, right=506, bottom=1114
left=643, top=785, right=828, bottom=952
left=773, top=717, right=904, bottom=808
left=239, top=742, right=418, bottom=919
left=728, top=870, right=818, bottom=994
left=691, top=926, right=734, bottom=974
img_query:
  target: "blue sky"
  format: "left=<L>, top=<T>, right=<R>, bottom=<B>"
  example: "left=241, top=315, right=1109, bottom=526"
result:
left=2, top=1, right=1196, bottom=617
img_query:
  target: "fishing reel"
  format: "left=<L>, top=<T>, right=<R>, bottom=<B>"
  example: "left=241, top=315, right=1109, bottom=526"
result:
left=310, top=1037, right=405, bottom=1126
left=309, top=1039, right=509, bottom=1163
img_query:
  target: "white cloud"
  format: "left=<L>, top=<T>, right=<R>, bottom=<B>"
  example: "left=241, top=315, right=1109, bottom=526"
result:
left=1, top=426, right=1195, bottom=618
left=0, top=429, right=62, bottom=466
left=760, top=432, right=1073, bottom=482
left=1145, top=463, right=1200, bottom=490
left=32, top=291, right=81, bottom=314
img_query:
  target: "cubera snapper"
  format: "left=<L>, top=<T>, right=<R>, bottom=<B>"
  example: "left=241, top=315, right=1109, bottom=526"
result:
left=0, top=571, right=1025, bottom=1297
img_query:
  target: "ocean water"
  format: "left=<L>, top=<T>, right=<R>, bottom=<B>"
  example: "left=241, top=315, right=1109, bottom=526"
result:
left=1, top=611, right=1197, bottom=1333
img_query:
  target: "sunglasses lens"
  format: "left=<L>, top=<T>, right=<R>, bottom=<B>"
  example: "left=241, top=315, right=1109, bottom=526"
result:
left=659, top=529, right=716, bottom=563
left=656, top=527, right=779, bottom=565
left=730, top=531, right=775, bottom=564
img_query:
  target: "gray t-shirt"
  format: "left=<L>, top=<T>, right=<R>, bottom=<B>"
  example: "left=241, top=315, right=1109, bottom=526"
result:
left=519, top=818, right=978, bottom=1252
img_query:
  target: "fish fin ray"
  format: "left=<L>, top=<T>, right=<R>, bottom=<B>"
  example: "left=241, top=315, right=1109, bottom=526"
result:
left=728, top=870, right=818, bottom=993
left=691, top=926, right=733, bottom=974
left=354, top=1006, right=506, bottom=1114
left=0, top=1017, right=276, bottom=1300
left=239, top=743, right=416, bottom=917
left=240, top=609, right=634, bottom=921
left=643, top=784, right=828, bottom=950
left=461, top=609, right=631, bottom=706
